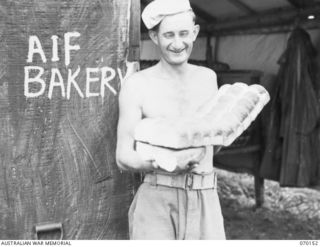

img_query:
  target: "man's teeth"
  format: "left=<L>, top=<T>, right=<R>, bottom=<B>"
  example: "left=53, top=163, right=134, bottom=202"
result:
left=171, top=49, right=185, bottom=53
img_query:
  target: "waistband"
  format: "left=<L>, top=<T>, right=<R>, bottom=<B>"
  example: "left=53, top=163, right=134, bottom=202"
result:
left=144, top=171, right=217, bottom=190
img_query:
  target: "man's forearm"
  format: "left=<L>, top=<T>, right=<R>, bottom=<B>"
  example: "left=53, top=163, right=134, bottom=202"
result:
left=116, top=148, right=156, bottom=172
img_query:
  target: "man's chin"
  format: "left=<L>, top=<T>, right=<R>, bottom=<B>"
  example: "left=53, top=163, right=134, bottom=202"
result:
left=167, top=60, right=188, bottom=66
left=165, top=56, right=189, bottom=65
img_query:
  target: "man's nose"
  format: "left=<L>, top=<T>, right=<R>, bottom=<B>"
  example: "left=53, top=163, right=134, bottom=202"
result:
left=172, top=37, right=184, bottom=49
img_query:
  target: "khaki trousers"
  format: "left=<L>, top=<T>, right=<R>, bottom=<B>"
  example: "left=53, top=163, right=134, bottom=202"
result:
left=128, top=173, right=226, bottom=240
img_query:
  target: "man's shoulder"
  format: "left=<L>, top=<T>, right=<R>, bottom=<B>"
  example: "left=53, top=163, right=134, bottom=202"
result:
left=124, top=65, right=156, bottom=85
left=120, top=66, right=157, bottom=97
left=189, top=64, right=217, bottom=77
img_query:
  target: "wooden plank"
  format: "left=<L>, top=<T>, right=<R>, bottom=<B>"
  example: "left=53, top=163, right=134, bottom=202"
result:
left=287, top=0, right=316, bottom=9
left=226, top=0, right=256, bottom=15
left=208, top=4, right=320, bottom=33
left=212, top=19, right=320, bottom=36
left=129, top=0, right=141, bottom=62
left=0, top=0, right=134, bottom=239
left=216, top=145, right=261, bottom=156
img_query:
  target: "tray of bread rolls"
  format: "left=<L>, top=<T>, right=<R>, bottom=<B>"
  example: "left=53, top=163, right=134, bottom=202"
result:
left=134, top=82, right=270, bottom=171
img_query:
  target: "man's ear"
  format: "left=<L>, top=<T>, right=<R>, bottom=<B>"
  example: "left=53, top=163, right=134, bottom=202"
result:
left=192, top=24, right=200, bottom=41
left=148, top=30, right=159, bottom=45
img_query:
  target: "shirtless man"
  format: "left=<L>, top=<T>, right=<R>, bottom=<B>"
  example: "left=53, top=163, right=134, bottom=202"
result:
left=116, top=0, right=225, bottom=240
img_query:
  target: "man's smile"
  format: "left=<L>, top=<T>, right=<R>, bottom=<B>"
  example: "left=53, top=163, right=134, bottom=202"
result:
left=168, top=47, right=187, bottom=54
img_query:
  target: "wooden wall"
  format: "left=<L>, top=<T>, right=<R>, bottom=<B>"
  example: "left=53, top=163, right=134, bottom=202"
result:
left=0, top=0, right=136, bottom=239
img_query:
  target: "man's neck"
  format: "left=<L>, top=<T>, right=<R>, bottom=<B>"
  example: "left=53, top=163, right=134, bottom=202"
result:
left=158, top=58, right=190, bottom=80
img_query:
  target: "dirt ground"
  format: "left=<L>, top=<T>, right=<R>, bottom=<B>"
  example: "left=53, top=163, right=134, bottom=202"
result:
left=216, top=168, right=320, bottom=240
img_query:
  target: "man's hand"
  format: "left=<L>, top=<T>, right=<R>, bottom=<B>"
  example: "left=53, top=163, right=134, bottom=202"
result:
left=168, top=147, right=206, bottom=173
left=135, top=142, right=206, bottom=173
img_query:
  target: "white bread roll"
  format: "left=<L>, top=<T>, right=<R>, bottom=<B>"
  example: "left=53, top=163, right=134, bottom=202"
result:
left=134, top=82, right=270, bottom=149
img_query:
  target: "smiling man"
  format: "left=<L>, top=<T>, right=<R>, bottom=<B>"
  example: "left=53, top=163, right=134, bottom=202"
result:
left=116, top=0, right=226, bottom=240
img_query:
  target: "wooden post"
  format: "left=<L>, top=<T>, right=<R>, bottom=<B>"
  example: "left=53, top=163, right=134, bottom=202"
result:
left=129, top=0, right=141, bottom=62
left=206, top=34, right=213, bottom=66
left=128, top=0, right=143, bottom=194
left=254, top=176, right=265, bottom=207
left=0, top=0, right=136, bottom=239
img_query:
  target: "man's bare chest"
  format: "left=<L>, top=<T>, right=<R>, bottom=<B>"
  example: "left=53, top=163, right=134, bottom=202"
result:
left=141, top=80, right=213, bottom=118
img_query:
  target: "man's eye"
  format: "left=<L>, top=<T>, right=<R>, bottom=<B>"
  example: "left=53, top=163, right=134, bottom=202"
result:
left=180, top=31, right=189, bottom=37
left=163, top=33, right=174, bottom=38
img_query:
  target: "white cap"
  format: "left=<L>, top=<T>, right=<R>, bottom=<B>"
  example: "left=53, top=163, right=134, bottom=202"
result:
left=142, top=0, right=192, bottom=30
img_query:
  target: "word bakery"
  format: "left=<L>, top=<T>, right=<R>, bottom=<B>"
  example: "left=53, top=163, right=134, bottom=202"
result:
left=24, top=32, right=120, bottom=99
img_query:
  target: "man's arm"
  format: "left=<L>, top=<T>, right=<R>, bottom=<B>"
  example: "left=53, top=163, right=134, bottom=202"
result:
left=116, top=74, right=156, bottom=172
left=208, top=69, right=223, bottom=155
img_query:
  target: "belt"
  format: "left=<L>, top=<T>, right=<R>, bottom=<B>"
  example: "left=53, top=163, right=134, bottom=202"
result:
left=144, top=172, right=217, bottom=190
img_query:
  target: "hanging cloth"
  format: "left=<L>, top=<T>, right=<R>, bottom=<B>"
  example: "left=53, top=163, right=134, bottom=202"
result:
left=260, top=28, right=320, bottom=187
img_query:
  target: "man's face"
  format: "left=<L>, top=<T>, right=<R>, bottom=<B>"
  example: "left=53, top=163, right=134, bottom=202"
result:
left=150, top=11, right=199, bottom=66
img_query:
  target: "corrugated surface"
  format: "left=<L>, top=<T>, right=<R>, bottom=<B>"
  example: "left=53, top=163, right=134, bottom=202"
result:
left=0, top=0, right=134, bottom=239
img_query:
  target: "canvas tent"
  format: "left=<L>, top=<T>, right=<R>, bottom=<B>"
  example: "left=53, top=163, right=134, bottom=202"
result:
left=141, top=0, right=320, bottom=75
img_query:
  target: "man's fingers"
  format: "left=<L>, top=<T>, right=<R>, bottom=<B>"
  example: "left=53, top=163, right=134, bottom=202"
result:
left=188, top=161, right=199, bottom=169
left=150, top=159, right=159, bottom=169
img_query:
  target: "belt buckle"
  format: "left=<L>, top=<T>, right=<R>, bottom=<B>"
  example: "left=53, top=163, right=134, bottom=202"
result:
left=186, top=173, right=193, bottom=189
